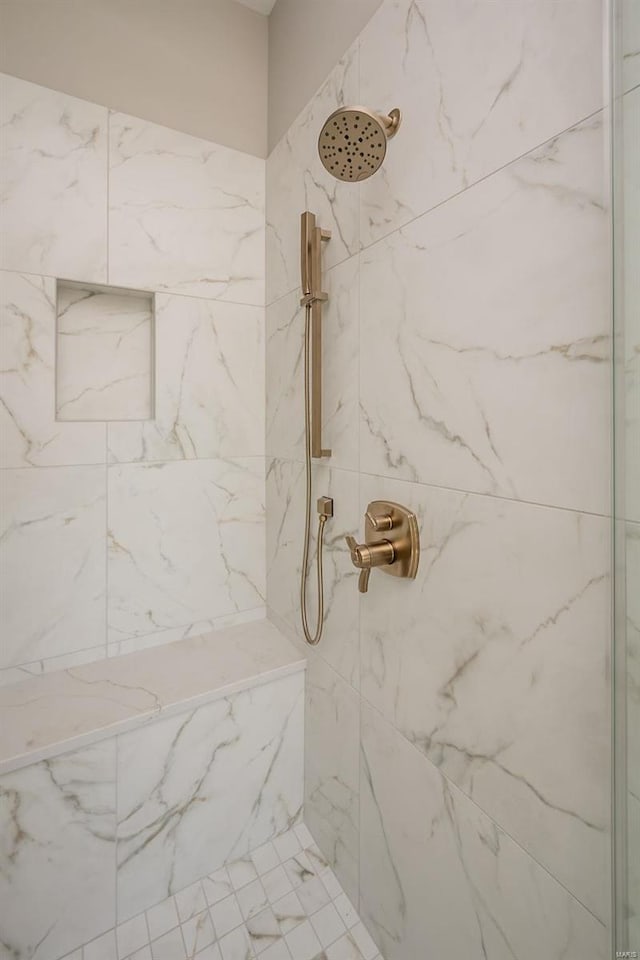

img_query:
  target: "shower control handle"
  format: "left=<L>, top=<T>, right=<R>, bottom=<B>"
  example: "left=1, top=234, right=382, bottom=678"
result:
left=345, top=501, right=420, bottom=595
left=345, top=536, right=395, bottom=594
left=365, top=510, right=393, bottom=532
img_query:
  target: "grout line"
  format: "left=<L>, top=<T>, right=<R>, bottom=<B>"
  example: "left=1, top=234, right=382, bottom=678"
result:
left=274, top=582, right=608, bottom=935
left=1, top=607, right=268, bottom=681
left=359, top=691, right=608, bottom=931
left=0, top=266, right=265, bottom=312
left=0, top=455, right=268, bottom=472
left=356, top=105, right=609, bottom=257
left=264, top=456, right=614, bottom=521
left=265, top=105, right=609, bottom=311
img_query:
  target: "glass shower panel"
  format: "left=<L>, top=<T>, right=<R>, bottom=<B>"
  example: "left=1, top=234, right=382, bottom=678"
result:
left=614, top=0, right=640, bottom=951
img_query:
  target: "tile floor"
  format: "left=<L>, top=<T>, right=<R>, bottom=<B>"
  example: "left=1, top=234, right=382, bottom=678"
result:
left=62, top=824, right=383, bottom=960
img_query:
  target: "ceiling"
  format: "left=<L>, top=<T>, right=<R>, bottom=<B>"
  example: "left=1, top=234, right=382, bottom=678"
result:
left=233, top=0, right=277, bottom=14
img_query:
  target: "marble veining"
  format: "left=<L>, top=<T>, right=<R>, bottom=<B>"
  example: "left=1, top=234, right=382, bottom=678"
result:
left=359, top=114, right=609, bottom=515
left=45, top=823, right=382, bottom=960
left=624, top=0, right=640, bottom=91
left=266, top=47, right=360, bottom=306
left=108, top=112, right=265, bottom=305
left=359, top=703, right=607, bottom=960
left=0, top=73, right=108, bottom=282
left=359, top=472, right=609, bottom=922
left=0, top=740, right=116, bottom=960
left=263, top=0, right=611, bottom=955
left=304, top=656, right=360, bottom=908
left=108, top=294, right=264, bottom=463
left=266, top=459, right=360, bottom=690
left=0, top=618, right=305, bottom=776
left=56, top=285, right=153, bottom=422
left=358, top=0, right=605, bottom=248
left=1, top=271, right=106, bottom=468
left=116, top=673, right=304, bottom=920
left=107, top=458, right=265, bottom=646
left=105, top=608, right=265, bottom=659
left=0, top=465, right=106, bottom=672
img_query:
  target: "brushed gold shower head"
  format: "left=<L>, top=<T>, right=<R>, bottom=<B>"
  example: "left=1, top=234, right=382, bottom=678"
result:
left=318, top=106, right=401, bottom=182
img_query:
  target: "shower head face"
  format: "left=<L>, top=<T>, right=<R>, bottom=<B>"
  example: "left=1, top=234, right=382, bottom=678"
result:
left=318, top=106, right=400, bottom=182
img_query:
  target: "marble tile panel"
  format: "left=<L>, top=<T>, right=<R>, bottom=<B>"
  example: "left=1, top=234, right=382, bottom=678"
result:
left=107, top=458, right=265, bottom=646
left=108, top=113, right=264, bottom=306
left=0, top=645, right=106, bottom=689
left=105, top=609, right=265, bottom=659
left=304, top=657, right=360, bottom=907
left=265, top=292, right=303, bottom=464
left=624, top=87, right=640, bottom=523
left=359, top=472, right=609, bottom=921
left=56, top=284, right=152, bottom=422
left=360, top=114, right=609, bottom=514
left=0, top=74, right=108, bottom=282
left=0, top=740, right=116, bottom=960
left=84, top=930, right=118, bottom=960
left=359, top=702, right=608, bottom=960
left=0, top=618, right=304, bottom=776
left=266, top=459, right=359, bottom=688
left=0, top=465, right=106, bottom=670
left=116, top=673, right=304, bottom=920
left=266, top=257, right=359, bottom=472
left=0, top=272, right=106, bottom=468
left=266, top=48, right=359, bottom=306
left=624, top=0, right=640, bottom=92
left=55, top=827, right=379, bottom=960
left=627, top=521, right=640, bottom=806
left=108, top=295, right=264, bottom=463
left=358, top=0, right=605, bottom=247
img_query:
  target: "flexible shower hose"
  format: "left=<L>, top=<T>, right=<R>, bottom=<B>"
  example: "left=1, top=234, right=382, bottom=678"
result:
left=300, top=300, right=328, bottom=646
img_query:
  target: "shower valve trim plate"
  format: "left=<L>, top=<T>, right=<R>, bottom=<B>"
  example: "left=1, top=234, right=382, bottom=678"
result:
left=346, top=500, right=420, bottom=594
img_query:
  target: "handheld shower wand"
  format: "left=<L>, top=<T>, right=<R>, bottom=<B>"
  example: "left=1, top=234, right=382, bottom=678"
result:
left=299, top=211, right=332, bottom=646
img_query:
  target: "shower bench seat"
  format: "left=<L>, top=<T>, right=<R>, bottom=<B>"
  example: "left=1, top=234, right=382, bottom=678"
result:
left=0, top=618, right=306, bottom=960
left=0, top=617, right=305, bottom=776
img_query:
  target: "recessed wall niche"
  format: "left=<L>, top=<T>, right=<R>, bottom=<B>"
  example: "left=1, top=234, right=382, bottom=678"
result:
left=56, top=281, right=154, bottom=421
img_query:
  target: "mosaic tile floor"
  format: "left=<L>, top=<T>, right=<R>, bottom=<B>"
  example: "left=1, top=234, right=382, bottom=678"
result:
left=62, top=824, right=383, bottom=960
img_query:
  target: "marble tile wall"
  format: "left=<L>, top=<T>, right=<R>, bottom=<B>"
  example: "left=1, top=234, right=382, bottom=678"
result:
left=56, top=285, right=153, bottom=423
left=19, top=822, right=383, bottom=960
left=627, top=521, right=640, bottom=949
left=624, top=0, right=640, bottom=92
left=0, top=672, right=304, bottom=960
left=0, top=72, right=266, bottom=682
left=265, top=0, right=611, bottom=956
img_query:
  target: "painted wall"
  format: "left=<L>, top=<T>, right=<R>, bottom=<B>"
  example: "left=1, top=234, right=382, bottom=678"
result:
left=267, top=0, right=382, bottom=151
left=0, top=0, right=268, bottom=158
left=0, top=72, right=266, bottom=684
left=265, top=0, right=612, bottom=956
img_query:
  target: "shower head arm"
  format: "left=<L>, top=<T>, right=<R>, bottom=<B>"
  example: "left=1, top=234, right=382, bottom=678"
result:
left=382, top=107, right=402, bottom=139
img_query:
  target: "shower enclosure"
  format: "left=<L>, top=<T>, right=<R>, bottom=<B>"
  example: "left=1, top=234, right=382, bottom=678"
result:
left=1, top=0, right=639, bottom=956
left=614, top=0, right=640, bottom=952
